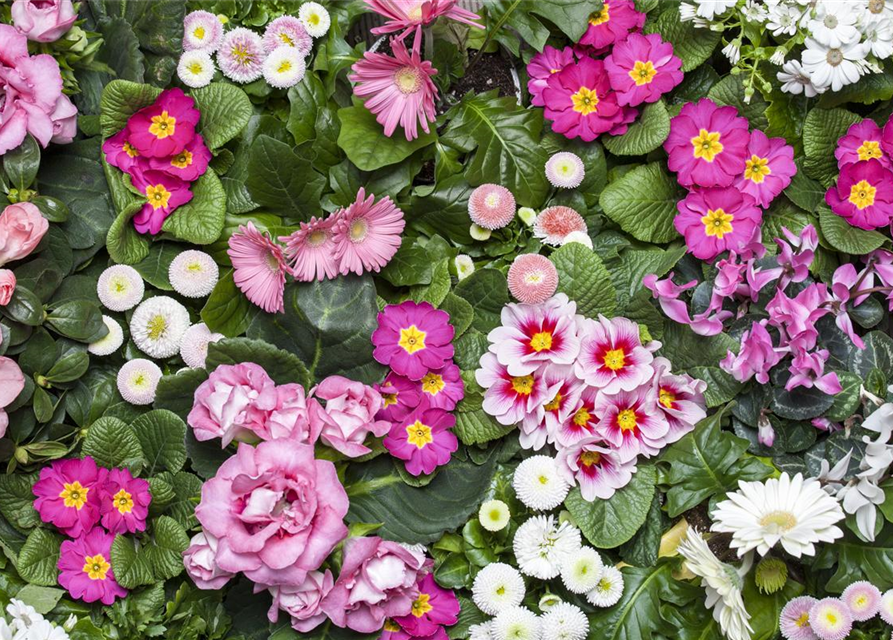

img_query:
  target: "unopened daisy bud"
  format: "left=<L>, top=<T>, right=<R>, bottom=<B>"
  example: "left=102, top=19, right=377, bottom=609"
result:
left=586, top=566, right=624, bottom=608
left=472, top=563, right=525, bottom=615
left=217, top=14, right=228, bottom=24
left=561, top=231, right=592, bottom=249
left=513, top=455, right=571, bottom=511
left=755, top=557, right=788, bottom=594
left=842, top=581, right=881, bottom=622
left=518, top=207, right=537, bottom=226
left=299, top=2, right=331, bottom=38
left=560, top=547, right=603, bottom=594
left=87, top=315, right=124, bottom=356
left=454, top=254, right=475, bottom=281
left=117, top=359, right=162, bottom=406
left=479, top=499, right=510, bottom=532
left=540, top=602, right=588, bottom=640
left=470, top=224, right=492, bottom=241
left=492, top=606, right=540, bottom=640
left=97, top=265, right=144, bottom=312
left=545, top=152, right=585, bottom=189
left=180, top=322, right=224, bottom=369
left=169, top=250, right=219, bottom=298
left=538, top=593, right=562, bottom=611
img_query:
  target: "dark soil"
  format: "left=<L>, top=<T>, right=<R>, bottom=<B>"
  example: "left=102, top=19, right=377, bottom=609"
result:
left=417, top=160, right=435, bottom=184
left=680, top=503, right=737, bottom=562
left=450, top=53, right=518, bottom=102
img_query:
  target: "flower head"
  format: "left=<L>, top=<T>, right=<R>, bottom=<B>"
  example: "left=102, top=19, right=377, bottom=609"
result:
left=169, top=249, right=219, bottom=298
left=556, top=436, right=636, bottom=501
left=594, top=385, right=670, bottom=461
left=130, top=295, right=191, bottom=358
left=578, top=0, right=646, bottom=51
left=512, top=454, right=571, bottom=511
left=228, top=222, right=288, bottom=313
left=126, top=88, right=200, bottom=158
left=540, top=602, right=588, bottom=640
left=838, top=119, right=889, bottom=169
left=780, top=596, right=819, bottom=640
left=586, top=566, right=624, bottom=608
left=183, top=10, right=223, bottom=51
left=651, top=356, right=706, bottom=444
left=87, top=315, right=124, bottom=356
left=331, top=188, right=405, bottom=275
left=102, top=129, right=143, bottom=174
left=417, top=362, right=464, bottom=410
left=472, top=562, right=526, bottom=615
left=604, top=33, right=683, bottom=106
left=299, top=2, right=331, bottom=38
left=178, top=49, right=216, bottom=88
left=533, top=206, right=586, bottom=246
left=808, top=599, right=852, bottom=640
left=575, top=315, right=654, bottom=394
left=314, top=375, right=391, bottom=457
left=384, top=406, right=458, bottom=476
left=560, top=547, right=604, bottom=594
left=218, top=27, right=264, bottom=83
left=97, top=264, right=144, bottom=311
left=58, top=528, right=128, bottom=604
left=263, top=15, right=312, bottom=55
left=282, top=215, right=340, bottom=282
left=841, top=581, right=881, bottom=621
left=264, top=46, right=307, bottom=88
left=492, top=607, right=540, bottom=640
left=543, top=57, right=630, bottom=141
left=736, top=130, right=797, bottom=208
left=130, top=170, right=194, bottom=234
left=553, top=385, right=598, bottom=447
left=32, top=457, right=104, bottom=537
left=528, top=46, right=575, bottom=107
left=675, top=187, right=762, bottom=261
left=373, top=300, right=454, bottom=380
left=479, top=499, right=511, bottom=532
left=825, top=158, right=893, bottom=230
left=375, top=371, right=423, bottom=422
left=513, top=515, right=581, bottom=580
left=507, top=254, right=559, bottom=304
left=100, top=468, right=151, bottom=534
left=117, top=359, right=163, bottom=405
left=468, top=184, right=516, bottom=230
left=544, top=153, right=585, bottom=189
left=267, top=570, right=333, bottom=633
left=476, top=352, right=554, bottom=426
left=880, top=590, right=893, bottom=624
left=180, top=322, right=223, bottom=369
left=393, top=574, right=460, bottom=637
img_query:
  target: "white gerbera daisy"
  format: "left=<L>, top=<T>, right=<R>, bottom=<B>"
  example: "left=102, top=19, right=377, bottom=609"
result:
left=169, top=250, right=219, bottom=298
left=177, top=50, right=216, bottom=88
left=479, top=499, right=511, bottom=532
left=263, top=46, right=307, bottom=88
left=585, top=566, right=624, bottom=608
left=97, top=265, right=144, bottom=311
left=473, top=563, right=525, bottom=615
left=130, top=296, right=191, bottom=359
left=492, top=606, right=540, bottom=640
left=180, top=322, right=223, bottom=369
left=560, top=547, right=603, bottom=594
left=117, top=359, right=163, bottom=406
left=711, top=473, right=845, bottom=558
left=87, top=315, right=125, bottom=356
left=512, top=456, right=571, bottom=511
left=469, top=621, right=495, bottom=640
left=540, top=602, right=588, bottom=640
left=544, top=153, right=585, bottom=189
left=513, top=515, right=581, bottom=580
left=299, top=2, right=331, bottom=37
left=455, top=254, right=475, bottom=281
left=561, top=231, right=593, bottom=249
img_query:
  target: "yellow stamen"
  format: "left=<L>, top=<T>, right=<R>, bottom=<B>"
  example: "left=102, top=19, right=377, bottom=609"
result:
left=690, top=129, right=723, bottom=162
left=701, top=208, right=734, bottom=239
left=744, top=155, right=771, bottom=184
left=529, top=331, right=553, bottom=352
left=406, top=420, right=433, bottom=449
left=848, top=179, right=877, bottom=210
left=398, top=325, right=427, bottom=354
left=571, top=86, right=599, bottom=115
left=421, top=372, right=445, bottom=395
left=603, top=348, right=626, bottom=371
left=629, top=60, right=657, bottom=85
left=82, top=554, right=110, bottom=581
left=148, top=111, right=176, bottom=140
left=511, top=375, right=534, bottom=396
left=113, top=488, right=134, bottom=515
left=59, top=481, right=89, bottom=510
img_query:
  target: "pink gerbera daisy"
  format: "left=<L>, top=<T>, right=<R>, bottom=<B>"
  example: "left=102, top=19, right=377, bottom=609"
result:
left=543, top=57, right=629, bottom=142
left=58, top=528, right=128, bottom=605
left=468, top=184, right=516, bottom=230
left=384, top=406, right=458, bottom=476
left=263, top=15, right=312, bottom=55
left=227, top=221, right=288, bottom=314
left=577, top=0, right=646, bottom=52
left=130, top=170, right=194, bottom=235
left=417, top=361, right=464, bottom=411
left=651, top=356, right=707, bottom=444
left=574, top=315, right=655, bottom=394
left=376, top=371, right=423, bottom=422
left=604, top=32, right=683, bottom=107
left=780, top=596, right=820, bottom=640
left=507, top=254, right=559, bottom=304
left=825, top=158, right=893, bottom=230
left=552, top=383, right=597, bottom=448
left=527, top=45, right=576, bottom=107
left=675, top=187, right=763, bottom=261
left=556, top=436, right=637, bottom=501
left=476, top=352, right=556, bottom=427
left=217, top=27, right=265, bottom=84
left=281, top=215, right=340, bottom=282
left=533, top=206, right=587, bottom=246
left=100, top=468, right=152, bottom=534
left=32, top=456, right=105, bottom=538
left=593, top=385, right=670, bottom=461
left=372, top=301, right=455, bottom=380
left=736, top=130, right=797, bottom=208
left=839, top=119, right=889, bottom=169
left=332, top=188, right=406, bottom=276
left=350, top=38, right=438, bottom=140
left=366, top=0, right=482, bottom=52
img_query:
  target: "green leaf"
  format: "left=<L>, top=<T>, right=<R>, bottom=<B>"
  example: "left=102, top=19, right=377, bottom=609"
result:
left=409, top=258, right=451, bottom=307
left=490, top=0, right=601, bottom=54
left=206, top=338, right=312, bottom=389
left=566, top=464, right=656, bottom=548
left=154, top=368, right=208, bottom=418
left=441, top=293, right=474, bottom=338
left=45, top=350, right=89, bottom=384
left=818, top=205, right=887, bottom=255
left=110, top=535, right=155, bottom=589
left=99, top=80, right=162, bottom=138
left=145, top=515, right=189, bottom=580
left=2, top=286, right=45, bottom=326
left=14, top=585, right=65, bottom=614
left=132, top=409, right=188, bottom=475
left=3, top=134, right=40, bottom=191
left=657, top=323, right=739, bottom=370
left=30, top=195, right=70, bottom=223
left=645, top=8, right=721, bottom=71
left=201, top=269, right=257, bottom=337
left=154, top=472, right=202, bottom=529
left=378, top=243, right=434, bottom=287
left=131, top=241, right=180, bottom=291
left=45, top=300, right=105, bottom=342
left=82, top=416, right=144, bottom=473
left=603, top=100, right=671, bottom=156
left=337, top=106, right=436, bottom=172
left=687, top=366, right=743, bottom=408
left=600, top=163, right=684, bottom=244
left=826, top=371, right=862, bottom=422
left=452, top=268, right=509, bottom=334
left=454, top=409, right=515, bottom=446
left=192, top=83, right=252, bottom=149
left=161, top=169, right=227, bottom=245
left=785, top=161, right=825, bottom=213
left=743, top=575, right=805, bottom=640
left=706, top=75, right=769, bottom=131
left=803, top=108, right=861, bottom=186
left=766, top=91, right=809, bottom=151
left=245, top=135, right=327, bottom=219
left=106, top=201, right=150, bottom=265
left=18, top=529, right=63, bottom=587
left=0, top=473, right=40, bottom=532
left=850, top=331, right=893, bottom=379
left=818, top=68, right=893, bottom=108
left=552, top=243, right=617, bottom=318
left=619, top=492, right=664, bottom=568
left=817, top=529, right=893, bottom=591
left=408, top=175, right=475, bottom=244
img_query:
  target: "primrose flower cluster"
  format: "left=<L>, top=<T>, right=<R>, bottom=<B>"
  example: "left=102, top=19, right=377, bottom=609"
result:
left=31, top=456, right=151, bottom=604
left=780, top=581, right=893, bottom=640
left=476, top=293, right=707, bottom=501
left=178, top=4, right=330, bottom=89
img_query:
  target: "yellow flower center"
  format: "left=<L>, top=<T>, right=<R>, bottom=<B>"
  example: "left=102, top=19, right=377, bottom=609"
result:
left=580, top=451, right=602, bottom=467
left=544, top=392, right=562, bottom=412
left=194, top=26, right=206, bottom=40
left=659, top=388, right=675, bottom=409
left=382, top=392, right=398, bottom=407
left=529, top=331, right=553, bottom=352
left=278, top=60, right=293, bottom=74
left=589, top=2, right=610, bottom=25
left=308, top=229, right=328, bottom=247
left=148, top=110, right=176, bottom=140
left=188, top=61, right=204, bottom=75
left=279, top=31, right=295, bottom=46
left=421, top=372, right=445, bottom=395
left=857, top=140, right=883, bottom=161
left=82, top=554, right=110, bottom=581
left=146, top=313, right=167, bottom=340
left=384, top=620, right=401, bottom=632
left=744, top=155, right=771, bottom=184
left=617, top=409, right=637, bottom=432
left=395, top=66, right=422, bottom=94
left=123, top=142, right=139, bottom=158
left=406, top=420, right=433, bottom=449
left=691, top=129, right=724, bottom=162
left=307, top=12, right=321, bottom=25
left=146, top=184, right=172, bottom=210
left=398, top=325, right=427, bottom=354
left=759, top=510, right=798, bottom=532
left=571, top=86, right=599, bottom=115
left=59, top=481, right=89, bottom=510
left=171, top=150, right=193, bottom=169
left=231, top=44, right=255, bottom=66
left=411, top=592, right=433, bottom=617
left=113, top=488, right=134, bottom=515
left=511, top=375, right=534, bottom=396
left=796, top=613, right=810, bottom=628
left=407, top=3, right=424, bottom=20
left=701, top=208, right=734, bottom=239
left=350, top=219, right=368, bottom=242
left=629, top=60, right=657, bottom=86
left=603, top=348, right=626, bottom=371
left=573, top=406, right=591, bottom=427
left=848, top=179, right=877, bottom=209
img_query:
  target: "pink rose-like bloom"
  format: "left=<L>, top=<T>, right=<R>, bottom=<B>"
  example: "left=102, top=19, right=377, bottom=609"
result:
left=0, top=270, right=15, bottom=305
left=266, top=570, right=334, bottom=633
left=839, top=119, right=889, bottom=169
left=0, top=356, right=25, bottom=439
left=331, top=188, right=406, bottom=276
left=187, top=362, right=279, bottom=447
left=366, top=0, right=482, bottom=52
left=58, top=528, right=128, bottom=605
left=100, top=468, right=151, bottom=534
left=195, top=439, right=349, bottom=587
left=557, top=436, right=637, bottom=501
left=543, top=57, right=629, bottom=142
left=527, top=45, right=575, bottom=107
left=0, top=202, right=49, bottom=268
left=417, top=362, right=464, bottom=411
left=48, top=88, right=77, bottom=144
left=736, top=130, right=797, bottom=208
left=664, top=98, right=750, bottom=188
left=826, top=159, right=893, bottom=230
left=384, top=406, right=458, bottom=476
left=130, top=169, right=194, bottom=235
left=372, top=301, right=455, bottom=380
left=126, top=88, right=201, bottom=158
left=183, top=531, right=234, bottom=590
left=267, top=384, right=324, bottom=444
left=675, top=187, right=762, bottom=261
left=652, top=357, right=707, bottom=444
left=720, top=321, right=787, bottom=384
left=11, top=0, right=75, bottom=42
left=575, top=315, right=655, bottom=394
left=314, top=375, right=391, bottom=457
left=476, top=352, right=556, bottom=427
left=228, top=222, right=289, bottom=314
left=594, top=385, right=670, bottom=461
left=604, top=33, right=683, bottom=107
left=393, top=574, right=460, bottom=637
left=33, top=456, right=105, bottom=537
left=322, top=536, right=429, bottom=633
left=376, top=371, right=423, bottom=422
left=578, top=0, right=645, bottom=51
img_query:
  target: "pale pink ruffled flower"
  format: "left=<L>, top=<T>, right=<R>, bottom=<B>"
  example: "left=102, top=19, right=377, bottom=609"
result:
left=228, top=222, right=288, bottom=314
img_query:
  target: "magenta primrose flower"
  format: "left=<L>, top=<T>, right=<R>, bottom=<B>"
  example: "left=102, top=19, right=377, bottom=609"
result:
left=604, top=32, right=683, bottom=107
left=146, top=133, right=212, bottom=182
left=126, top=88, right=200, bottom=158
left=33, top=456, right=105, bottom=537
left=376, top=371, right=423, bottom=422
left=825, top=159, right=893, bottom=230
left=372, top=300, right=455, bottom=380
left=384, top=406, right=458, bottom=476
left=102, top=129, right=142, bottom=174
left=417, top=361, right=465, bottom=411
left=577, top=0, right=646, bottom=51
left=836, top=119, right=889, bottom=169
left=736, top=130, right=797, bottom=208
left=100, top=467, right=151, bottom=534
left=58, top=528, right=128, bottom=605
left=674, top=187, right=762, bottom=261
left=527, top=45, right=576, bottom=107
left=130, top=169, right=194, bottom=235
left=393, top=574, right=460, bottom=637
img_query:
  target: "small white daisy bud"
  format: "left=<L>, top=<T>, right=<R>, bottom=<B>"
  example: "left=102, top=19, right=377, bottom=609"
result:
left=512, top=455, right=571, bottom=511
left=538, top=594, right=562, bottom=611
left=586, top=566, right=624, bottom=608
left=560, top=547, right=604, bottom=594
left=263, top=46, right=307, bottom=89
left=454, top=254, right=476, bottom=281
left=130, top=296, right=191, bottom=359
left=169, top=250, right=220, bottom=298
left=492, top=606, right=540, bottom=640
left=560, top=231, right=593, bottom=249
left=517, top=207, right=538, bottom=226
left=472, top=563, right=526, bottom=616
left=299, top=2, right=330, bottom=37
left=177, top=50, right=216, bottom=88
left=97, top=265, right=144, bottom=312
left=540, top=602, right=589, bottom=640
left=479, top=499, right=511, bottom=532
left=180, top=322, right=224, bottom=369
left=545, top=152, right=585, bottom=189
left=470, top=223, right=492, bottom=241
left=117, top=359, right=162, bottom=405
left=87, top=315, right=125, bottom=356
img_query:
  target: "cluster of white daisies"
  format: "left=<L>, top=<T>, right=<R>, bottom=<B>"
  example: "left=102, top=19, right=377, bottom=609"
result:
left=89, top=251, right=224, bottom=406
left=0, top=598, right=71, bottom=640
left=177, top=4, right=331, bottom=90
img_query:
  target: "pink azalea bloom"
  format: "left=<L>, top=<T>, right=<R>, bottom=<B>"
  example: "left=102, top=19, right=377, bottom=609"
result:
left=183, top=531, right=235, bottom=590
left=263, top=15, right=312, bottom=55
left=365, top=0, right=482, bottom=52
left=384, top=406, right=458, bottom=476
left=476, top=353, right=555, bottom=427
left=838, top=119, right=889, bottom=169
left=736, top=130, right=797, bottom=208
left=350, top=38, right=438, bottom=141
left=102, top=129, right=143, bottom=174
left=372, top=301, right=455, bottom=380
left=556, top=436, right=637, bottom=501
left=58, top=528, right=127, bottom=605
left=594, top=385, right=669, bottom=461
left=332, top=188, right=405, bottom=276
left=281, top=216, right=340, bottom=282
left=228, top=221, right=288, bottom=314
left=675, top=187, right=762, bottom=261
left=487, top=293, right=581, bottom=376
left=604, top=33, right=682, bottom=107
left=766, top=283, right=831, bottom=352
left=664, top=98, right=750, bottom=188
left=578, top=0, right=646, bottom=51
left=651, top=357, right=707, bottom=444
left=825, top=159, right=893, bottom=230
left=643, top=273, right=732, bottom=336
left=393, top=574, right=460, bottom=637
left=126, top=88, right=200, bottom=158
left=266, top=570, right=334, bottom=633
left=0, top=202, right=49, bottom=268
left=0, top=269, right=13, bottom=306
left=575, top=315, right=655, bottom=394
left=322, top=536, right=429, bottom=633
left=130, top=169, right=193, bottom=235
left=146, top=133, right=212, bottom=182
left=32, top=456, right=105, bottom=537
left=266, top=384, right=325, bottom=444
left=543, top=57, right=628, bottom=141
left=196, top=439, right=349, bottom=587
left=376, top=371, right=423, bottom=422
left=0, top=356, right=25, bottom=439
left=417, top=361, right=464, bottom=411
left=527, top=45, right=575, bottom=107
left=720, top=320, right=787, bottom=384
left=786, top=349, right=842, bottom=395
left=313, top=375, right=392, bottom=457
left=552, top=383, right=597, bottom=448
left=100, top=467, right=151, bottom=534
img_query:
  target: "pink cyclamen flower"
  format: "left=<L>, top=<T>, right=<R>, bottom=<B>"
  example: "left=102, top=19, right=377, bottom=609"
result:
left=332, top=188, right=406, bottom=276
left=11, top=0, right=76, bottom=42
left=604, top=32, right=683, bottom=107
left=267, top=570, right=334, bottom=633
left=372, top=300, right=455, bottom=380
left=350, top=38, right=437, bottom=141
left=594, top=385, right=670, bottom=461
left=417, top=361, right=464, bottom=411
left=32, top=456, right=104, bottom=537
left=841, top=581, right=881, bottom=622
left=393, top=574, right=460, bottom=637
left=780, top=596, right=819, bottom=640
left=652, top=357, right=707, bottom=444
left=839, top=119, right=889, bottom=169
left=384, top=406, right=458, bottom=476
left=0, top=356, right=25, bottom=439
left=228, top=221, right=288, bottom=313
left=527, top=45, right=576, bottom=107
left=100, top=468, right=151, bottom=534
left=825, top=158, right=893, bottom=230
left=263, top=15, right=312, bottom=55
left=0, top=269, right=15, bottom=306
left=643, top=273, right=732, bottom=336
left=126, top=88, right=200, bottom=158
left=831, top=263, right=866, bottom=349
left=675, top=187, right=762, bottom=261
left=102, top=129, right=143, bottom=174
left=195, top=439, right=349, bottom=587
left=146, top=134, right=212, bottom=182
left=557, top=436, right=637, bottom=501
left=0, top=202, right=49, bottom=268
left=58, top=528, right=127, bottom=605
left=130, top=169, right=194, bottom=235
left=487, top=293, right=581, bottom=376
left=575, top=315, right=655, bottom=394
left=808, top=598, right=852, bottom=640
left=313, top=375, right=391, bottom=457
left=183, top=10, right=224, bottom=52
left=765, top=283, right=831, bottom=352
left=366, top=0, right=482, bottom=52
left=551, top=381, right=595, bottom=448
left=468, top=184, right=516, bottom=230
left=476, top=352, right=555, bottom=426
left=533, top=206, right=586, bottom=246
left=321, top=536, right=429, bottom=633
left=578, top=0, right=646, bottom=51
left=720, top=320, right=787, bottom=384
left=281, top=216, right=340, bottom=282
left=774, top=224, right=817, bottom=290
left=507, top=254, right=559, bottom=304
left=183, top=531, right=235, bottom=590
left=376, top=371, right=423, bottom=422
left=543, top=57, right=628, bottom=141
left=736, top=130, right=797, bottom=208
left=664, top=98, right=750, bottom=188
left=218, top=27, right=264, bottom=83
left=786, top=350, right=842, bottom=395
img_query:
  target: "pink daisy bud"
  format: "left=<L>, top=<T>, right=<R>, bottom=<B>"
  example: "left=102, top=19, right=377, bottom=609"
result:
left=841, top=581, right=881, bottom=622
left=468, top=184, right=516, bottom=230
left=780, top=596, right=819, bottom=640
left=507, top=254, right=558, bottom=305
left=808, top=599, right=852, bottom=640
left=545, top=152, right=585, bottom=189
left=218, top=27, right=264, bottom=84
left=263, top=15, right=312, bottom=55
left=533, top=206, right=587, bottom=246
